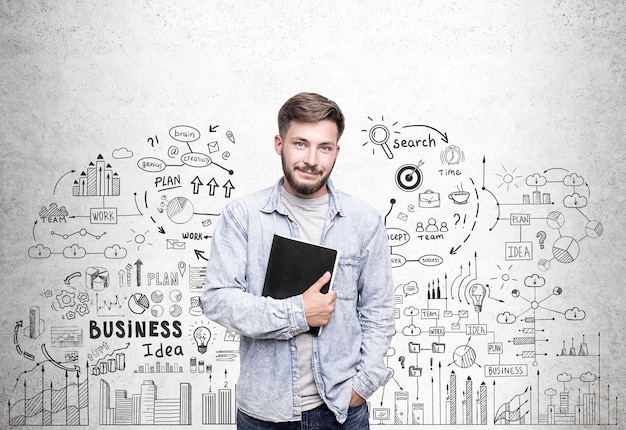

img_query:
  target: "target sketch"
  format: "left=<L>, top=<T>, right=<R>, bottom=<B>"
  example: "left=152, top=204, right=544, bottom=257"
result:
left=395, top=161, right=425, bottom=192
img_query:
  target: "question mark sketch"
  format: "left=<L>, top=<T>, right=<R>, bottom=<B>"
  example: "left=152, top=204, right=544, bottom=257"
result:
left=398, top=356, right=406, bottom=368
left=454, top=213, right=461, bottom=227
left=536, top=231, right=547, bottom=249
left=147, top=135, right=159, bottom=148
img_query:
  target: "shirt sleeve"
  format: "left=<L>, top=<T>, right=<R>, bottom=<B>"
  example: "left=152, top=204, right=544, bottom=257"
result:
left=202, top=203, right=309, bottom=340
left=351, top=216, right=395, bottom=399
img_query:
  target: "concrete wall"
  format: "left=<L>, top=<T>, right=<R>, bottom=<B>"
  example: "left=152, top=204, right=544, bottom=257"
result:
left=1, top=1, right=624, bottom=427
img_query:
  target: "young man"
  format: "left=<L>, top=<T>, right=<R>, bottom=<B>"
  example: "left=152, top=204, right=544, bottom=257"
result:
left=203, top=92, right=395, bottom=429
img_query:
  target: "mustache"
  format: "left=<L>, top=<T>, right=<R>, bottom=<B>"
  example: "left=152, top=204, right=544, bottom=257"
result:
left=295, top=166, right=321, bottom=175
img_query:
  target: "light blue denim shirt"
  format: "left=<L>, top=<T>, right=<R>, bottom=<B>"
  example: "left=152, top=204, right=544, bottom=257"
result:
left=202, top=178, right=395, bottom=424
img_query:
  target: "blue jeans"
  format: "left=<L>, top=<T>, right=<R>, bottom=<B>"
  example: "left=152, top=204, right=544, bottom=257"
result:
left=236, top=403, right=370, bottom=430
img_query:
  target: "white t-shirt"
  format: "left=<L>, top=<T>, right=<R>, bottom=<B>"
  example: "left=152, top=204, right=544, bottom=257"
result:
left=280, top=186, right=329, bottom=412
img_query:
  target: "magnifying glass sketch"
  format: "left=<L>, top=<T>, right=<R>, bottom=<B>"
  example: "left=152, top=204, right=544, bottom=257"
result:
left=369, top=124, right=394, bottom=159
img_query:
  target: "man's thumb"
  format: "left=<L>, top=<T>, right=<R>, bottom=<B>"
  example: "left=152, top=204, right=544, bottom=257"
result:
left=310, top=271, right=331, bottom=292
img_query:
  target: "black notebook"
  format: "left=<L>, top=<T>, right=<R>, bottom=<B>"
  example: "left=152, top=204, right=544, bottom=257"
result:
left=262, top=234, right=340, bottom=335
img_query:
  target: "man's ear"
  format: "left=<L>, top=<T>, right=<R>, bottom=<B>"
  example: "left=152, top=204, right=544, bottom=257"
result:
left=274, top=135, right=282, bottom=155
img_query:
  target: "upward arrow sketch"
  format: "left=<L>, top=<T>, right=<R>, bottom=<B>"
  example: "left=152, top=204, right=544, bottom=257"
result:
left=223, top=180, right=235, bottom=198
left=207, top=178, right=218, bottom=196
left=135, top=259, right=143, bottom=286
left=191, top=176, right=203, bottom=194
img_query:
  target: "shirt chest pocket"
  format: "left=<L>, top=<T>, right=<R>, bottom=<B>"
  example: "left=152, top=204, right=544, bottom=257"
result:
left=332, top=256, right=360, bottom=300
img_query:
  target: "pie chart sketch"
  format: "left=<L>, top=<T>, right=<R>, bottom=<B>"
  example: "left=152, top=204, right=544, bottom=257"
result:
left=552, top=236, right=580, bottom=264
left=167, top=197, right=194, bottom=224
left=128, top=293, right=149, bottom=314
left=538, top=258, right=551, bottom=271
left=453, top=345, right=477, bottom=368
left=585, top=220, right=603, bottom=238
left=546, top=211, right=565, bottom=229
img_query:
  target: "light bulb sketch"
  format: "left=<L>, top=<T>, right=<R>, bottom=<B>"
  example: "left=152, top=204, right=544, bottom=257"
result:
left=469, top=283, right=487, bottom=312
left=193, top=326, right=211, bottom=354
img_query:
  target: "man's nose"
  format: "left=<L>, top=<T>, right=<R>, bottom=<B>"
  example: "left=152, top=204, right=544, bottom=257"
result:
left=303, top=147, right=318, bottom=166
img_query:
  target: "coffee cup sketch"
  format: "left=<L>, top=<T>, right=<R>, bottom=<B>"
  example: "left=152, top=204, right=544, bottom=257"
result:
left=448, top=190, right=470, bottom=204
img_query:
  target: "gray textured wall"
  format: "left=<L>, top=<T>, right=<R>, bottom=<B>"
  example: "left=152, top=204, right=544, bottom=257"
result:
left=1, top=1, right=624, bottom=428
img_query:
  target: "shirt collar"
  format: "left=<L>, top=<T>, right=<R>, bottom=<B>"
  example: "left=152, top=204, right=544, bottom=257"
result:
left=261, top=177, right=344, bottom=218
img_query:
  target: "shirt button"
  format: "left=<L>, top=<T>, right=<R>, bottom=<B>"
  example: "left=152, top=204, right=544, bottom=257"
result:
left=291, top=346, right=296, bottom=352
left=293, top=377, right=298, bottom=382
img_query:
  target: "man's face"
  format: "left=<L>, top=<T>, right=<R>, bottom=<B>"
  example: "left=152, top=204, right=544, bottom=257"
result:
left=275, top=119, right=340, bottom=199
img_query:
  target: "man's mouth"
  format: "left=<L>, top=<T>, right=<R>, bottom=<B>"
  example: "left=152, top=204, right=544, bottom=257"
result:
left=296, top=167, right=321, bottom=177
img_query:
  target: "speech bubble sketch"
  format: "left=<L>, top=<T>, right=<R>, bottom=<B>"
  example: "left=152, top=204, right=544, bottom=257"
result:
left=402, top=281, right=419, bottom=297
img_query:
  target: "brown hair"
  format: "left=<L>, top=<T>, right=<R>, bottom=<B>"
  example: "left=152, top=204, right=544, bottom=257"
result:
left=277, top=92, right=345, bottom=140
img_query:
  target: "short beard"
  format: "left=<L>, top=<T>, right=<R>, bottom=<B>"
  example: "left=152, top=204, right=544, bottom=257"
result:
left=281, top=151, right=334, bottom=196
